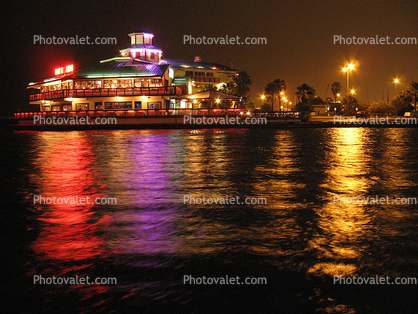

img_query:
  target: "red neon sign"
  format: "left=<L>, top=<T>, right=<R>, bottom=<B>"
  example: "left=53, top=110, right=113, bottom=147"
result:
left=55, top=64, right=74, bottom=76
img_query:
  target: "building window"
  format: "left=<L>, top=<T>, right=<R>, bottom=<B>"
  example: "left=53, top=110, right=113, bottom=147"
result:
left=76, top=103, right=89, bottom=111
left=206, top=72, right=214, bottom=77
left=135, top=101, right=142, bottom=109
left=120, top=79, right=132, bottom=88
left=49, top=83, right=60, bottom=91
left=135, top=35, right=143, bottom=45
left=62, top=81, right=71, bottom=90
left=62, top=104, right=72, bottom=111
left=104, top=102, right=132, bottom=109
left=52, top=105, right=61, bottom=111
left=103, top=80, right=111, bottom=88
left=95, top=102, right=103, bottom=110
left=103, top=80, right=122, bottom=88
left=185, top=71, right=193, bottom=76
left=42, top=106, right=51, bottom=111
left=74, top=81, right=89, bottom=89
left=148, top=101, right=161, bottom=109
left=195, top=71, right=205, bottom=77
left=149, top=79, right=162, bottom=87
left=134, top=79, right=144, bottom=87
left=86, top=80, right=102, bottom=89
left=150, top=52, right=155, bottom=60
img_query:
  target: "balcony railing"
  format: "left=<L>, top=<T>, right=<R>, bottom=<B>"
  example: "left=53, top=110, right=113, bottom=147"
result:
left=189, top=77, right=220, bottom=83
left=14, top=108, right=244, bottom=119
left=29, top=86, right=182, bottom=101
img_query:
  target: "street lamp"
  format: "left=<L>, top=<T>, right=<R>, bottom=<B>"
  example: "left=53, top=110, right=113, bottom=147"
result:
left=394, top=78, right=400, bottom=97
left=260, top=94, right=265, bottom=108
left=387, top=78, right=400, bottom=103
left=342, top=63, right=355, bottom=99
left=279, top=91, right=284, bottom=111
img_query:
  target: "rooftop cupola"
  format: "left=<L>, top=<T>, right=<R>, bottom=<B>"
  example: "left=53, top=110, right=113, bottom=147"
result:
left=129, top=32, right=154, bottom=46
left=120, top=32, right=162, bottom=63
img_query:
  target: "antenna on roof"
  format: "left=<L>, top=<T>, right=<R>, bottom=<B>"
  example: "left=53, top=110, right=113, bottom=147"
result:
left=230, top=62, right=233, bottom=69
left=194, top=56, right=201, bottom=62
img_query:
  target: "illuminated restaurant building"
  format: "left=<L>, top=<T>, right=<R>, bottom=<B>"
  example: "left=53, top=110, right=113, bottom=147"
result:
left=27, top=32, right=240, bottom=114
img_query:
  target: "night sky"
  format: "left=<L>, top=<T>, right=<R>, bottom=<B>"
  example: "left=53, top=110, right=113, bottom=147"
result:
left=3, top=0, right=418, bottom=116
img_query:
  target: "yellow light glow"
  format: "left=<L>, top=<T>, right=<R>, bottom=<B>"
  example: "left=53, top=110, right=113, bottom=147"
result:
left=261, top=95, right=265, bottom=100
left=351, top=89, right=355, bottom=94
left=216, top=98, right=220, bottom=103
left=348, top=63, right=354, bottom=70
left=394, top=78, right=399, bottom=84
left=342, top=67, right=347, bottom=72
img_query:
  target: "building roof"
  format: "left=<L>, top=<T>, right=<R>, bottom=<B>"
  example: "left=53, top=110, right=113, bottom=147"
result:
left=73, top=59, right=169, bottom=78
left=171, top=77, right=190, bottom=84
left=128, top=32, right=154, bottom=36
left=161, top=59, right=235, bottom=71
left=120, top=44, right=161, bottom=51
left=181, top=90, right=241, bottom=100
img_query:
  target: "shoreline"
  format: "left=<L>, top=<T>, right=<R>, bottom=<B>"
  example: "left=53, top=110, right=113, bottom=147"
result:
left=4, top=115, right=418, bottom=131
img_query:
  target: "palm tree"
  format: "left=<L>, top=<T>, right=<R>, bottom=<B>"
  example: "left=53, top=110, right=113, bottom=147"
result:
left=199, top=84, right=217, bottom=92
left=408, top=82, right=418, bottom=111
left=296, top=84, right=316, bottom=103
left=265, top=79, right=287, bottom=111
left=324, top=97, right=333, bottom=105
left=331, top=82, right=342, bottom=102
left=219, top=81, right=237, bottom=94
left=233, top=71, right=252, bottom=98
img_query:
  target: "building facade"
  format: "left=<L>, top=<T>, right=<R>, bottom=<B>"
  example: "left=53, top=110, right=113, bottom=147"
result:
left=27, top=32, right=238, bottom=113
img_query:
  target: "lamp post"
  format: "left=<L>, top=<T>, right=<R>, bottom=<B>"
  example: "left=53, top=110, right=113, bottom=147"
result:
left=342, top=63, right=355, bottom=99
left=279, top=91, right=284, bottom=112
left=260, top=94, right=265, bottom=110
left=387, top=78, right=400, bottom=103
left=394, top=78, right=400, bottom=98
left=387, top=80, right=389, bottom=103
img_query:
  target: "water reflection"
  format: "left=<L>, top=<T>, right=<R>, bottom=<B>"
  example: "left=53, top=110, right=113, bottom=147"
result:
left=30, top=132, right=108, bottom=262
left=308, top=128, right=373, bottom=276
left=9, top=128, right=418, bottom=313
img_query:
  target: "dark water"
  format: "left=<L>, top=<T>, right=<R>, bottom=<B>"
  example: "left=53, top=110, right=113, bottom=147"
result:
left=1, top=128, right=418, bottom=313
